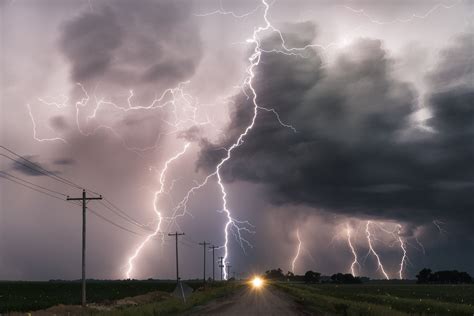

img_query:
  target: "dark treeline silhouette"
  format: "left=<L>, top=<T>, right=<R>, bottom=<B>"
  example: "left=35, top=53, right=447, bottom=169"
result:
left=265, top=268, right=285, bottom=280
left=416, top=268, right=472, bottom=284
left=265, top=268, right=360, bottom=284
left=330, top=273, right=362, bottom=284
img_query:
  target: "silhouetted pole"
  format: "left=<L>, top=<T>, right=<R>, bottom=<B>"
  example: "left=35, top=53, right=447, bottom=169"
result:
left=226, top=264, right=232, bottom=280
left=209, top=245, right=217, bottom=281
left=218, top=256, right=224, bottom=281
left=67, top=189, right=102, bottom=307
left=199, top=241, right=210, bottom=284
left=168, top=232, right=185, bottom=284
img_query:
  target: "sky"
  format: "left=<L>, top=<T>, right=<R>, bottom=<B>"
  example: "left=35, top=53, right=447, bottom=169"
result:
left=0, top=0, right=473, bottom=281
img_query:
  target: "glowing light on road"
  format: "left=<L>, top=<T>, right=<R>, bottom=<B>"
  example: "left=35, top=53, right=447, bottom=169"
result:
left=251, top=276, right=264, bottom=289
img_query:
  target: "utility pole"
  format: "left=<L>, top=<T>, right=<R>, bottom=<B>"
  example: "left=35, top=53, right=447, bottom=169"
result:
left=199, top=241, right=210, bottom=285
left=209, top=245, right=217, bottom=281
left=66, top=189, right=102, bottom=307
left=218, top=256, right=224, bottom=281
left=226, top=264, right=232, bottom=280
left=168, top=232, right=185, bottom=284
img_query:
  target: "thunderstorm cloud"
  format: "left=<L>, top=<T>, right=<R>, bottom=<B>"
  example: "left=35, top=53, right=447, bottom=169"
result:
left=2, top=1, right=473, bottom=280
left=198, top=25, right=474, bottom=228
left=59, top=0, right=203, bottom=91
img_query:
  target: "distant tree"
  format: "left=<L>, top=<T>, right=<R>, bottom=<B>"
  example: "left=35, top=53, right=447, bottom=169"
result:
left=286, top=271, right=295, bottom=281
left=304, top=271, right=321, bottom=283
left=331, top=273, right=361, bottom=284
left=417, top=269, right=472, bottom=284
left=265, top=268, right=285, bottom=280
left=359, top=277, right=370, bottom=283
left=459, top=272, right=472, bottom=284
left=416, top=268, right=432, bottom=284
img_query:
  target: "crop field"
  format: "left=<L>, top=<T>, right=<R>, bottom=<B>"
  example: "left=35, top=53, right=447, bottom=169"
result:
left=276, top=283, right=474, bottom=315
left=0, top=280, right=205, bottom=313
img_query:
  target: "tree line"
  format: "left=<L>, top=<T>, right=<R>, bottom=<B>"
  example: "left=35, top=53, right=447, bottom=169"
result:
left=416, top=268, right=472, bottom=284
left=264, top=268, right=473, bottom=284
left=265, top=268, right=363, bottom=284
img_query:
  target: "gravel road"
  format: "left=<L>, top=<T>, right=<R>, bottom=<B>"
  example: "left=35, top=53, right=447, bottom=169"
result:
left=189, top=284, right=312, bottom=315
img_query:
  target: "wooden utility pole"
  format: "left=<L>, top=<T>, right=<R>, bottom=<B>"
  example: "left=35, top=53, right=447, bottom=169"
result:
left=209, top=245, right=217, bottom=281
left=67, top=189, right=102, bottom=307
left=168, top=232, right=185, bottom=284
left=226, top=264, right=232, bottom=280
left=218, top=256, right=224, bottom=281
left=199, top=241, right=210, bottom=285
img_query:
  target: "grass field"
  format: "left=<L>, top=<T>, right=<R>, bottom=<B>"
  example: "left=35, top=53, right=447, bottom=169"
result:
left=0, top=280, right=205, bottom=313
left=99, top=282, right=242, bottom=316
left=275, top=283, right=474, bottom=315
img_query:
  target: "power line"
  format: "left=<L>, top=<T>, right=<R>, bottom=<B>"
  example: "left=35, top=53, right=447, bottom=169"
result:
left=102, top=198, right=153, bottom=230
left=98, top=200, right=153, bottom=233
left=0, top=152, right=82, bottom=190
left=0, top=173, right=149, bottom=238
left=0, top=171, right=67, bottom=197
left=0, top=145, right=100, bottom=195
left=0, top=172, right=68, bottom=201
left=0, top=152, right=85, bottom=192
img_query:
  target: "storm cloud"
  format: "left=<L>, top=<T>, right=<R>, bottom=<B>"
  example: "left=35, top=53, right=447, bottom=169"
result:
left=198, top=25, right=474, bottom=226
left=59, top=0, right=203, bottom=91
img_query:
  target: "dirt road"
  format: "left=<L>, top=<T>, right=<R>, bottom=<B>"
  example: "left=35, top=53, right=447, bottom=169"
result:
left=189, top=284, right=310, bottom=316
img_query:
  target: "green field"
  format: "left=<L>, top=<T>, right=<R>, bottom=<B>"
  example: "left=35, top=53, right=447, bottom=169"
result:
left=0, top=280, right=204, bottom=313
left=101, top=282, right=242, bottom=316
left=275, top=283, right=474, bottom=315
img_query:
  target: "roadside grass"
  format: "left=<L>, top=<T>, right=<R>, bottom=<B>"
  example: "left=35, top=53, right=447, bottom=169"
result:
left=275, top=283, right=474, bottom=316
left=98, top=282, right=242, bottom=316
left=0, top=280, right=202, bottom=313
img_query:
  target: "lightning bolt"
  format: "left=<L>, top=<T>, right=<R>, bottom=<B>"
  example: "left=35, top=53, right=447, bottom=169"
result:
left=397, top=224, right=407, bottom=279
left=341, top=2, right=457, bottom=25
left=194, top=1, right=264, bottom=19
left=345, top=223, right=360, bottom=276
left=365, top=221, right=390, bottom=280
left=31, top=81, right=210, bottom=155
left=433, top=219, right=448, bottom=234
left=290, top=228, right=302, bottom=273
left=125, top=143, right=190, bottom=279
left=27, top=104, right=68, bottom=144
left=24, top=0, right=452, bottom=281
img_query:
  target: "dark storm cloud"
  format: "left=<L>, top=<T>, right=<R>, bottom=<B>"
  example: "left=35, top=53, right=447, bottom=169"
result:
left=10, top=156, right=60, bottom=177
left=198, top=25, right=474, bottom=225
left=49, top=116, right=70, bottom=131
left=59, top=0, right=202, bottom=87
left=427, top=33, right=473, bottom=91
left=53, top=158, right=76, bottom=166
left=178, top=126, right=202, bottom=142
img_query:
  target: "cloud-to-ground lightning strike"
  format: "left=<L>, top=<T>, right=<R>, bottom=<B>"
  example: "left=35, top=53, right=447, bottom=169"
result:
left=345, top=224, right=360, bottom=276
left=125, top=143, right=190, bottom=279
left=23, top=0, right=460, bottom=281
left=365, top=221, right=390, bottom=280
left=397, top=224, right=408, bottom=279
left=291, top=228, right=302, bottom=273
left=172, top=0, right=297, bottom=280
left=212, top=0, right=301, bottom=279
